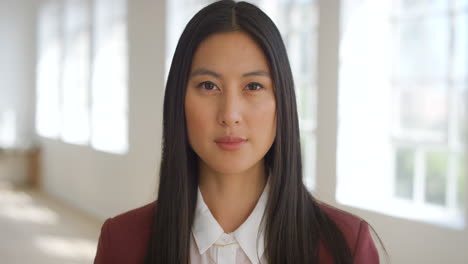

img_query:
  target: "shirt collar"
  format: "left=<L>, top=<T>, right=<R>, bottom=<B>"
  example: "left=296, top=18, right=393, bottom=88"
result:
left=192, top=176, right=270, bottom=264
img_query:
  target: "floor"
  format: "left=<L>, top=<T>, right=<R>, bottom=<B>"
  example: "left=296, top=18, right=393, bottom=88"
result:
left=0, top=180, right=101, bottom=264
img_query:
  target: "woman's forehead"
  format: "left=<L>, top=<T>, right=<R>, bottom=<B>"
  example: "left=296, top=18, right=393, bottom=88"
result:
left=190, top=31, right=270, bottom=76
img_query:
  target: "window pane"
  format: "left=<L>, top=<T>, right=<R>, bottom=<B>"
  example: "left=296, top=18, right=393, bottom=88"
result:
left=270, top=0, right=317, bottom=123
left=0, top=110, right=17, bottom=148
left=91, top=0, right=128, bottom=154
left=458, top=154, right=466, bottom=210
left=339, top=0, right=465, bottom=228
left=453, top=13, right=467, bottom=81
left=61, top=0, right=90, bottom=144
left=394, top=17, right=449, bottom=80
left=399, top=85, right=448, bottom=135
left=301, top=131, right=316, bottom=190
left=395, top=147, right=415, bottom=199
left=459, top=85, right=467, bottom=143
left=395, top=0, right=448, bottom=13
left=298, top=82, right=316, bottom=125
left=425, top=151, right=448, bottom=206
left=455, top=0, right=468, bottom=9
left=338, top=0, right=394, bottom=207
left=36, top=1, right=61, bottom=138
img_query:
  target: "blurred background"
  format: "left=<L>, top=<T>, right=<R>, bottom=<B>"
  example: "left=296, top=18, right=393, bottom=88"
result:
left=0, top=0, right=466, bottom=263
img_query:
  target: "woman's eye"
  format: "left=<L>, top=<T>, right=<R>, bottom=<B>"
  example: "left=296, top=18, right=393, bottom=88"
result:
left=246, top=82, right=264, bottom=91
left=198, top=81, right=217, bottom=91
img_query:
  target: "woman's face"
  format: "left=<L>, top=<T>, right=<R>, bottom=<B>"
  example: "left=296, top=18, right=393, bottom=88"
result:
left=185, top=31, right=277, bottom=175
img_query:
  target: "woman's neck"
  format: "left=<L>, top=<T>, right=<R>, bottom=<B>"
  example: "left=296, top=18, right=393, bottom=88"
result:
left=198, top=162, right=268, bottom=233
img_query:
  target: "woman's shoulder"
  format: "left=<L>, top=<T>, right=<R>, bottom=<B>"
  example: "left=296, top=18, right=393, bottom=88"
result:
left=317, top=202, right=379, bottom=263
left=105, top=200, right=157, bottom=243
left=94, top=201, right=157, bottom=264
left=318, top=202, right=363, bottom=236
left=111, top=200, right=157, bottom=226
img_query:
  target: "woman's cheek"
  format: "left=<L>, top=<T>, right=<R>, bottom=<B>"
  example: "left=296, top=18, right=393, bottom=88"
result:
left=186, top=101, right=212, bottom=149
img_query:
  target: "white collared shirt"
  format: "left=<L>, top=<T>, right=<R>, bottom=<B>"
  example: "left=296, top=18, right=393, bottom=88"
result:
left=190, top=179, right=270, bottom=264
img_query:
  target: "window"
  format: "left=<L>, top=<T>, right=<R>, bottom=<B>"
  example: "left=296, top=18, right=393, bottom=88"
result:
left=61, top=0, right=91, bottom=144
left=36, top=1, right=61, bottom=139
left=36, top=0, right=128, bottom=154
left=166, top=0, right=318, bottom=189
left=90, top=0, right=128, bottom=154
left=338, top=0, right=467, bottom=229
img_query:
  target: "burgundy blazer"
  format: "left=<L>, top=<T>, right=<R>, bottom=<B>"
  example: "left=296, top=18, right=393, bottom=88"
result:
left=94, top=201, right=379, bottom=263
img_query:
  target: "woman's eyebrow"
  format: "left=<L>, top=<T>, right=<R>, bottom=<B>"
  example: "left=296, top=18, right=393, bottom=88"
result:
left=189, top=68, right=270, bottom=79
left=190, top=68, right=222, bottom=79
left=242, top=70, right=270, bottom=78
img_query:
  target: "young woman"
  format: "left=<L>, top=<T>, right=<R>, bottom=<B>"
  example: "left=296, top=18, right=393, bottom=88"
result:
left=94, top=1, right=381, bottom=263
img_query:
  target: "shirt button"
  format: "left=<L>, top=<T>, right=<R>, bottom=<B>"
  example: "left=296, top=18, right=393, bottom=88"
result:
left=223, top=237, right=230, bottom=243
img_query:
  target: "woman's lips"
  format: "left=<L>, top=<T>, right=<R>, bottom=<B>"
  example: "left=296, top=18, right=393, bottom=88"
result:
left=215, top=140, right=246, bottom=151
left=214, top=135, right=247, bottom=151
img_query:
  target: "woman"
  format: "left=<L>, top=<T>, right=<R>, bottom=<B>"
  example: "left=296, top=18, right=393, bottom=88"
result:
left=94, top=1, right=381, bottom=263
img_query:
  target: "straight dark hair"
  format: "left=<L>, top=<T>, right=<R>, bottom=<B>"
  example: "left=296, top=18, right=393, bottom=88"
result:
left=145, top=1, right=375, bottom=263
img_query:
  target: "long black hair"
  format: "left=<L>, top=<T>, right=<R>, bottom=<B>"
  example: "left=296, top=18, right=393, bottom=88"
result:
left=145, top=1, right=361, bottom=263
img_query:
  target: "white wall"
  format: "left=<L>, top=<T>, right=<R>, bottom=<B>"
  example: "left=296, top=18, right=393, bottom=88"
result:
left=342, top=204, right=468, bottom=264
left=0, top=0, right=36, bottom=149
left=39, top=0, right=166, bottom=221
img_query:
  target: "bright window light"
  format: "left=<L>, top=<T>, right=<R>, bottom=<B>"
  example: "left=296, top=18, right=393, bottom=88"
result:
left=36, top=1, right=61, bottom=139
left=91, top=0, right=128, bottom=154
left=338, top=0, right=466, bottom=229
left=61, top=0, right=91, bottom=145
left=35, top=0, right=129, bottom=155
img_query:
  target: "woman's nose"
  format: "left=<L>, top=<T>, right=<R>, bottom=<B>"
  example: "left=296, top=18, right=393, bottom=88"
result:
left=217, top=93, right=242, bottom=127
